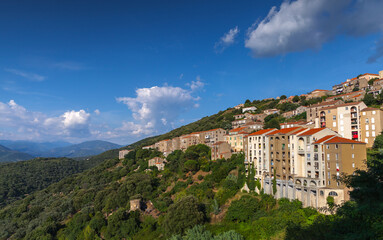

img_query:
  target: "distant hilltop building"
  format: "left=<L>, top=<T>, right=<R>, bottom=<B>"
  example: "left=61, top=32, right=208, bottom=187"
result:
left=119, top=149, right=131, bottom=159
left=242, top=106, right=257, bottom=113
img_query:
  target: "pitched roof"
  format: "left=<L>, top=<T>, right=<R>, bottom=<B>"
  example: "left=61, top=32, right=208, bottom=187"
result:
left=230, top=127, right=247, bottom=132
left=298, top=128, right=326, bottom=136
left=311, top=89, right=330, bottom=93
left=321, top=101, right=364, bottom=110
left=314, top=135, right=365, bottom=144
left=326, top=90, right=364, bottom=99
left=266, top=127, right=301, bottom=135
left=361, top=107, right=381, bottom=112
left=313, top=135, right=336, bottom=144
left=359, top=73, right=379, bottom=77
left=248, top=128, right=276, bottom=136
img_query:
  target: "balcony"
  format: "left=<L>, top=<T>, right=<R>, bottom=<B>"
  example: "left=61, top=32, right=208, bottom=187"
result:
left=298, top=147, right=305, bottom=155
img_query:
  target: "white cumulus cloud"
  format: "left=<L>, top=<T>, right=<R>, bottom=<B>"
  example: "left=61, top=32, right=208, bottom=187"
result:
left=117, top=83, right=202, bottom=136
left=0, top=100, right=92, bottom=141
left=245, top=0, right=383, bottom=62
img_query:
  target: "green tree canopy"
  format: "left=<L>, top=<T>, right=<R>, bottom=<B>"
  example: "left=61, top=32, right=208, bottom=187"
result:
left=163, top=195, right=205, bottom=236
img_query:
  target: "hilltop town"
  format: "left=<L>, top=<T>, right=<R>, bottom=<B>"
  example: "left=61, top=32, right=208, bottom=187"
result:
left=120, top=70, right=383, bottom=209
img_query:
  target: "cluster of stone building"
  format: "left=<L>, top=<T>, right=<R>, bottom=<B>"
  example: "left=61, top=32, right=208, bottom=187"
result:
left=117, top=70, right=383, bottom=209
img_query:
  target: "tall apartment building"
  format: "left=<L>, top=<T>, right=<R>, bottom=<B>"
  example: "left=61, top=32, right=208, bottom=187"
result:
left=318, top=102, right=367, bottom=141
left=259, top=129, right=366, bottom=209
left=361, top=108, right=383, bottom=147
left=306, top=100, right=344, bottom=122
left=246, top=128, right=277, bottom=181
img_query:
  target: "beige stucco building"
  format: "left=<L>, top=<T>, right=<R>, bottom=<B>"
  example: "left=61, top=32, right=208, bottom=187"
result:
left=361, top=107, right=383, bottom=147
left=318, top=102, right=367, bottom=141
left=306, top=100, right=344, bottom=122
left=211, top=141, right=232, bottom=160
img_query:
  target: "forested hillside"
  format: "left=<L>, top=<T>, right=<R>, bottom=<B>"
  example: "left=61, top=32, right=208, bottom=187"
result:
left=0, top=144, right=33, bottom=163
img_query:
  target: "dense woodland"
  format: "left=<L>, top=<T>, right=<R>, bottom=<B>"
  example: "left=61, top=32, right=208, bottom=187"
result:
left=0, top=156, right=110, bottom=207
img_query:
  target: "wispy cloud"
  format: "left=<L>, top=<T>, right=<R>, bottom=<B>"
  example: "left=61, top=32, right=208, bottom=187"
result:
left=245, top=0, right=383, bottom=62
left=215, top=26, right=240, bottom=53
left=5, top=68, right=46, bottom=82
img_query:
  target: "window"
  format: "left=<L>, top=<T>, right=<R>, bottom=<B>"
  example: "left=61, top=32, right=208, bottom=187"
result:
left=351, top=144, right=354, bottom=149
left=367, top=131, right=370, bottom=137
left=372, top=117, right=375, bottom=123
left=326, top=145, right=329, bottom=149
left=372, top=125, right=375, bottom=130
left=345, top=107, right=349, bottom=110
left=340, top=114, right=344, bottom=119
left=336, top=153, right=338, bottom=160
left=366, top=125, right=369, bottom=130
left=372, top=131, right=376, bottom=137
left=352, top=162, right=355, bottom=168
left=363, top=112, right=366, bottom=115
left=333, top=122, right=336, bottom=127
left=327, top=153, right=330, bottom=160
left=340, top=120, right=344, bottom=126
left=335, top=144, right=338, bottom=149
left=352, top=154, right=354, bottom=158
left=373, top=111, right=376, bottom=115
left=333, top=115, right=336, bottom=120
left=366, top=118, right=369, bottom=124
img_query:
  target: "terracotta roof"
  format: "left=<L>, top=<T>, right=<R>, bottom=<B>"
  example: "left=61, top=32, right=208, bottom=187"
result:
left=352, top=94, right=362, bottom=98
left=361, top=107, right=381, bottom=112
left=266, top=127, right=301, bottom=135
left=359, top=73, right=379, bottom=77
left=248, top=128, right=276, bottom=136
left=327, top=90, right=364, bottom=99
left=313, top=135, right=336, bottom=144
left=311, top=89, right=330, bottom=93
left=322, top=101, right=364, bottom=110
left=213, top=141, right=227, bottom=145
left=230, top=127, right=247, bottom=132
left=321, top=136, right=366, bottom=144
left=298, top=128, right=326, bottom=136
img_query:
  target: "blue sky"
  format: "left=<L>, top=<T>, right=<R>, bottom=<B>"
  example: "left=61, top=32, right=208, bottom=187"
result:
left=0, top=0, right=383, bottom=145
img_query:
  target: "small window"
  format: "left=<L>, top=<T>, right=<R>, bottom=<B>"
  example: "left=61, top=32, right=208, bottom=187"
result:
left=329, top=191, right=338, bottom=196
left=372, top=117, right=375, bottom=123
left=352, top=162, right=355, bottom=168
left=363, top=112, right=366, bottom=115
left=366, top=124, right=370, bottom=131
left=345, top=107, right=349, bottom=110
left=372, top=131, right=376, bottom=137
left=335, top=144, right=338, bottom=149
left=352, top=154, right=354, bottom=158
left=373, top=111, right=376, bottom=115
left=366, top=118, right=369, bottom=124
left=351, top=144, right=354, bottom=149
left=333, top=115, right=336, bottom=120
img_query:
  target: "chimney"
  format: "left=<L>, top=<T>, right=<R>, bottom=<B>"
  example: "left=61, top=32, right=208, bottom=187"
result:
left=314, top=118, right=320, bottom=128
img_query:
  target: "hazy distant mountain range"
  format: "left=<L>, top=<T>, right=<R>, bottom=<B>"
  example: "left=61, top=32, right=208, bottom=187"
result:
left=0, top=145, right=34, bottom=163
left=0, top=140, right=122, bottom=162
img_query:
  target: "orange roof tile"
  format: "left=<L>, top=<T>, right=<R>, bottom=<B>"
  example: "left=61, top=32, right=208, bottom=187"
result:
left=266, top=127, right=301, bottom=135
left=359, top=73, right=379, bottom=77
left=361, top=107, right=381, bottom=112
left=248, top=128, right=276, bottom=136
left=230, top=127, right=247, bottom=132
left=322, top=136, right=366, bottom=144
left=298, top=128, right=326, bottom=136
left=313, top=135, right=336, bottom=144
